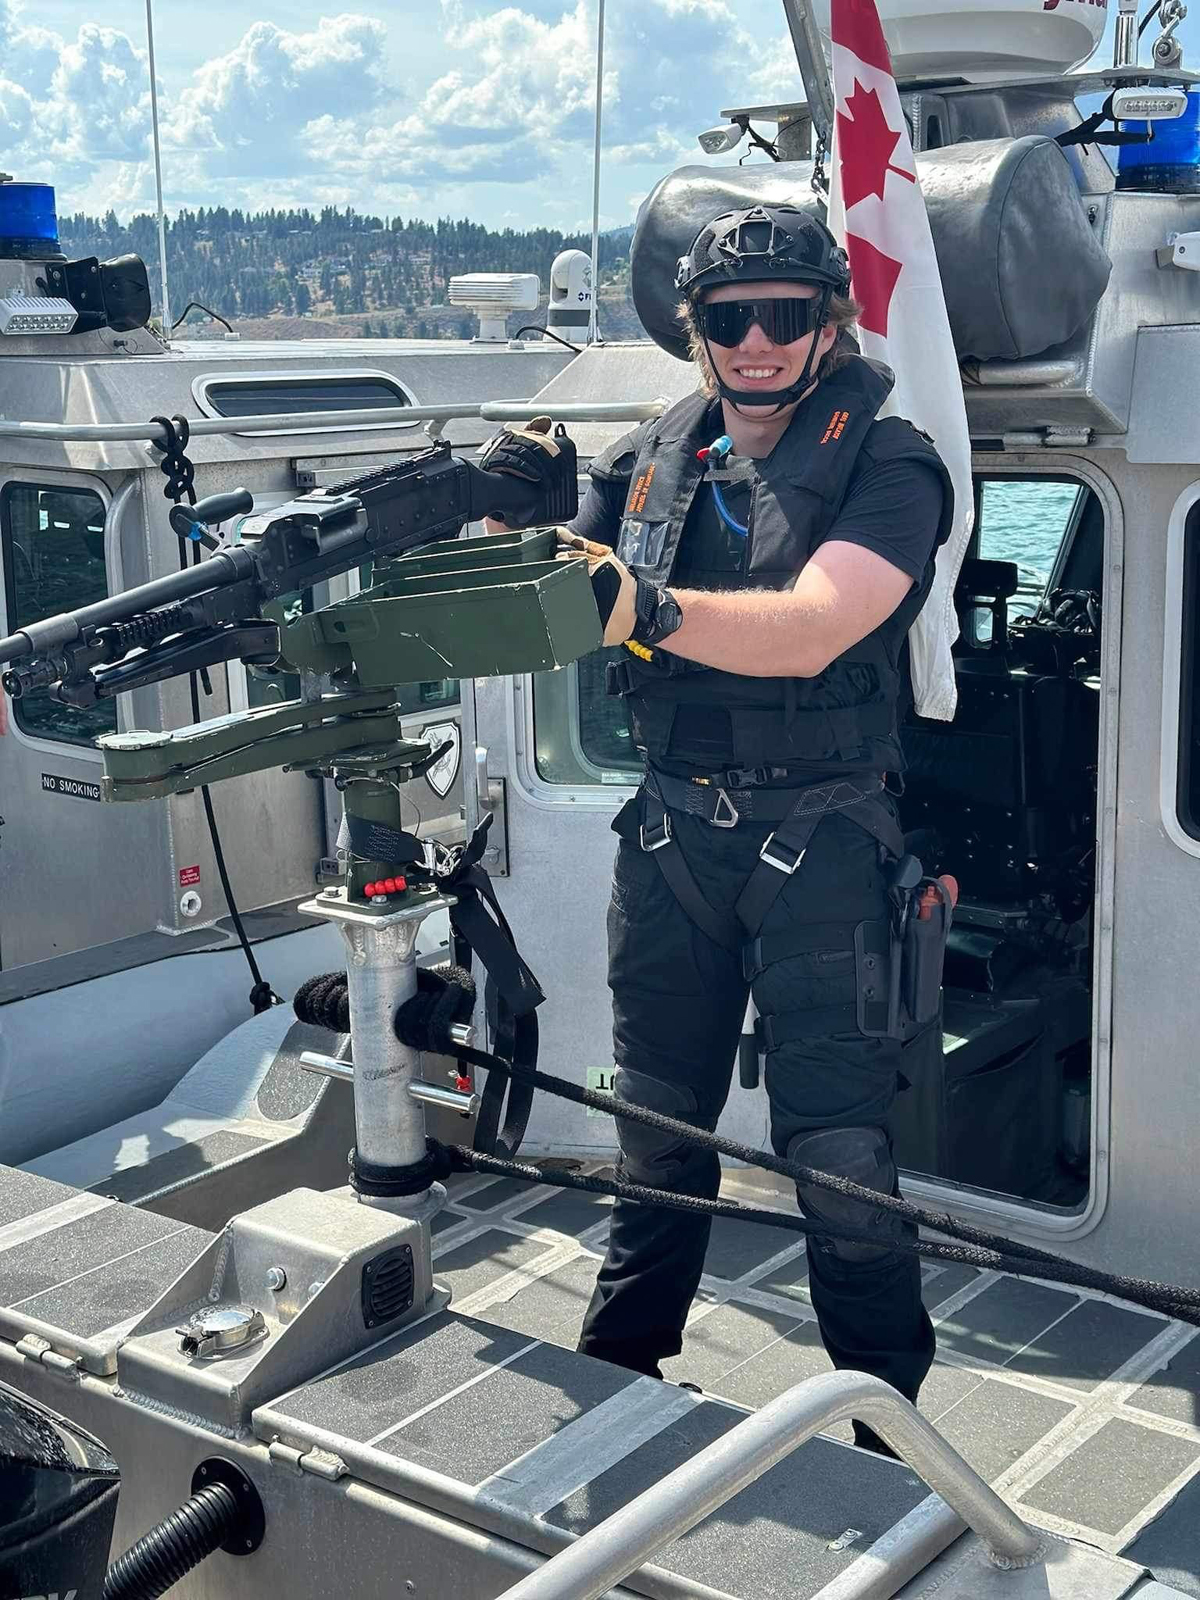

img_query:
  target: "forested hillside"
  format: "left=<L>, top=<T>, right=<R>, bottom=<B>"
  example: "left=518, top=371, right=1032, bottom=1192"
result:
left=57, top=208, right=644, bottom=340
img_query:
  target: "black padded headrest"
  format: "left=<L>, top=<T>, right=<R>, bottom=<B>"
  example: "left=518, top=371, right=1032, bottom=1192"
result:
left=631, top=136, right=1111, bottom=364
left=956, top=558, right=1020, bottom=602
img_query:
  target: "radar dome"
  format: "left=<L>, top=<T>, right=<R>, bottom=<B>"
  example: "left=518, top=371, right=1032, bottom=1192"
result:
left=811, top=0, right=1108, bottom=84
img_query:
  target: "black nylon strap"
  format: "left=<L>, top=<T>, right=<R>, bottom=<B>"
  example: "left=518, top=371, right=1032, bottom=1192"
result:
left=344, top=814, right=428, bottom=867
left=734, top=783, right=900, bottom=939
left=638, top=776, right=901, bottom=956
left=742, top=921, right=861, bottom=980
left=733, top=812, right=825, bottom=936
left=435, top=816, right=543, bottom=1159
left=757, top=1005, right=860, bottom=1049
left=640, top=788, right=743, bottom=952
left=650, top=769, right=819, bottom=825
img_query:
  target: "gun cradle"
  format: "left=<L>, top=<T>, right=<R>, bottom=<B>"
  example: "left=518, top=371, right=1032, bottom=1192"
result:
left=94, top=527, right=601, bottom=800
left=97, top=690, right=409, bottom=799
left=281, top=525, right=599, bottom=685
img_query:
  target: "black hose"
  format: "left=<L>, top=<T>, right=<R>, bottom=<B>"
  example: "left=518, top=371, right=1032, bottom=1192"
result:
left=103, top=1482, right=239, bottom=1599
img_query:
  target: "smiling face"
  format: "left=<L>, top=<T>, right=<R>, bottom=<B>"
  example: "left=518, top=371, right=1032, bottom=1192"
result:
left=700, top=280, right=837, bottom=410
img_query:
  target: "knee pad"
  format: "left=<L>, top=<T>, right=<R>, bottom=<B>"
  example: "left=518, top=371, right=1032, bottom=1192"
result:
left=613, top=1068, right=700, bottom=1187
left=788, top=1125, right=903, bottom=1264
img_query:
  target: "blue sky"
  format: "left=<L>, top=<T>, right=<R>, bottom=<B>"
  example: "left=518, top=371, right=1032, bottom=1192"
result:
left=3, top=1, right=1198, bottom=232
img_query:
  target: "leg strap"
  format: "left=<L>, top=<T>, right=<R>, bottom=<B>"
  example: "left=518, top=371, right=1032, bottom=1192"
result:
left=639, top=788, right=743, bottom=952
left=638, top=774, right=903, bottom=952
left=734, top=779, right=902, bottom=938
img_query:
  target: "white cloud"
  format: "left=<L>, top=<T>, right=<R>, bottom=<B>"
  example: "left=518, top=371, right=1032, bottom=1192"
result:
left=282, top=0, right=796, bottom=194
left=50, top=25, right=152, bottom=162
left=0, top=0, right=797, bottom=222
left=164, top=14, right=389, bottom=180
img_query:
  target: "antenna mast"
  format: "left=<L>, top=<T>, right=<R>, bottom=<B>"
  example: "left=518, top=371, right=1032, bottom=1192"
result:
left=588, top=0, right=605, bottom=345
left=145, top=0, right=172, bottom=342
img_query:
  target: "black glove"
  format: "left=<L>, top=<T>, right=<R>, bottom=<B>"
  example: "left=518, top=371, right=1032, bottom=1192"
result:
left=478, top=416, right=568, bottom=525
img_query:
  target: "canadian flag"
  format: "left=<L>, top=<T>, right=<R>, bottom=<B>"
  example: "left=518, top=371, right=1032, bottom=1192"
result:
left=826, top=0, right=973, bottom=721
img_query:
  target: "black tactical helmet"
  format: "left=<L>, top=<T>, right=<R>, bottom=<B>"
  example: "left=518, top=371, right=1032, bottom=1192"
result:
left=676, top=204, right=851, bottom=300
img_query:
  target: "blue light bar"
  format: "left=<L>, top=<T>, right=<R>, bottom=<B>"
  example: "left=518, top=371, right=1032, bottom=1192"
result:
left=1118, top=90, right=1200, bottom=193
left=0, top=182, right=61, bottom=259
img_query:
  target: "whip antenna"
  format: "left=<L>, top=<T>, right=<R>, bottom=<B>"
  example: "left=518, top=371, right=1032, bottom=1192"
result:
left=144, top=0, right=172, bottom=342
left=588, top=0, right=605, bottom=344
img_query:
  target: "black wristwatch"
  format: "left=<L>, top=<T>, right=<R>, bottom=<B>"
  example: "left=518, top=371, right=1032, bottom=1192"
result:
left=632, top=580, right=684, bottom=646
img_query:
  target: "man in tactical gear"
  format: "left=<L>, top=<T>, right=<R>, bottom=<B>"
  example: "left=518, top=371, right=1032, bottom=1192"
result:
left=485, top=203, right=953, bottom=1451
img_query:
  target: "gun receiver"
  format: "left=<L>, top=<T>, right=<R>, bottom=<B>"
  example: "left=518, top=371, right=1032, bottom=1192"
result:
left=0, top=432, right=579, bottom=707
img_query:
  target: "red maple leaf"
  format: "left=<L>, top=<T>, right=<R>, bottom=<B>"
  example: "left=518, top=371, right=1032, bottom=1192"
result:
left=847, top=233, right=903, bottom=337
left=836, top=79, right=916, bottom=212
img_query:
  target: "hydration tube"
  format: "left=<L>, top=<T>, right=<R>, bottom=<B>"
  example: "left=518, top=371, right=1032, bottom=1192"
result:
left=699, top=435, right=749, bottom=537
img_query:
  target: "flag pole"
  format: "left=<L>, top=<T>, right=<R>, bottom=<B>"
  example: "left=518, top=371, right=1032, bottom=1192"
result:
left=781, top=0, right=834, bottom=145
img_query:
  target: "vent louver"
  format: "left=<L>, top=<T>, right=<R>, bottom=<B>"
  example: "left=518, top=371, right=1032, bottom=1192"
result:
left=361, top=1244, right=415, bottom=1329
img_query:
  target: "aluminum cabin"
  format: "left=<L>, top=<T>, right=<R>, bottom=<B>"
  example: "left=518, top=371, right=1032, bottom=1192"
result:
left=5, top=3, right=1200, bottom=1597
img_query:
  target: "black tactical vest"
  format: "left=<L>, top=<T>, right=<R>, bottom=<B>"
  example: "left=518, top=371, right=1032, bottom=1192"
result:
left=592, top=357, right=955, bottom=775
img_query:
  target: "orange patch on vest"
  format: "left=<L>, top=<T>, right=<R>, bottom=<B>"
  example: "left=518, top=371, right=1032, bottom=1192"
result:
left=628, top=462, right=656, bottom=514
left=821, top=409, right=850, bottom=445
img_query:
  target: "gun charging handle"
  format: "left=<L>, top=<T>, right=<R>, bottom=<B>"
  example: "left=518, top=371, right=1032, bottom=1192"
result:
left=169, top=488, right=254, bottom=550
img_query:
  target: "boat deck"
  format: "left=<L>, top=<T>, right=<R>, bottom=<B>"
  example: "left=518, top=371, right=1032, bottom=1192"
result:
left=427, top=1166, right=1200, bottom=1595
left=2, top=1156, right=1198, bottom=1598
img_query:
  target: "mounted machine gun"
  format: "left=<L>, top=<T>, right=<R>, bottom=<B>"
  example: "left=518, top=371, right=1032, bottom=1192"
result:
left=0, top=425, right=602, bottom=1176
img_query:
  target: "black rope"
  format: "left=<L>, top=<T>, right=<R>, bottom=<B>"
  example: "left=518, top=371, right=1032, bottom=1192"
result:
left=295, top=970, right=350, bottom=1033
left=432, top=1138, right=1200, bottom=1327
left=391, top=975, right=1200, bottom=1327
left=151, top=413, right=279, bottom=1016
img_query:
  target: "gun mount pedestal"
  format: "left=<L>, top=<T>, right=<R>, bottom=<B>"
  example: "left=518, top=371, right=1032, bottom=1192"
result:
left=300, top=886, right=454, bottom=1221
left=0, top=483, right=603, bottom=1437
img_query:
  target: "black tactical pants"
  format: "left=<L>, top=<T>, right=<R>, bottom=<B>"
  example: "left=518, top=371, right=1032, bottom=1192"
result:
left=578, top=795, right=936, bottom=1411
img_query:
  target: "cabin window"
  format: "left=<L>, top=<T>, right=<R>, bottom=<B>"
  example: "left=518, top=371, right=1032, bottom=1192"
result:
left=197, top=372, right=414, bottom=435
left=533, top=647, right=639, bottom=786
left=1178, top=503, right=1200, bottom=841
left=0, top=482, right=116, bottom=745
left=975, top=479, right=1083, bottom=626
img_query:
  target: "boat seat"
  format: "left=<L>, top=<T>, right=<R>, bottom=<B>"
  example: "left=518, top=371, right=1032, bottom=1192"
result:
left=900, top=559, right=1097, bottom=905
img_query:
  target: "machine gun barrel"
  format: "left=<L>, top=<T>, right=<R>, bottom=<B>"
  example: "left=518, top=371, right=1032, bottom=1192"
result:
left=0, top=433, right=579, bottom=704
left=0, top=547, right=255, bottom=666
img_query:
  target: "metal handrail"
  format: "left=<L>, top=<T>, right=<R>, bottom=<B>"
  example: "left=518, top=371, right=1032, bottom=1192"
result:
left=493, top=1371, right=1043, bottom=1600
left=0, top=399, right=669, bottom=446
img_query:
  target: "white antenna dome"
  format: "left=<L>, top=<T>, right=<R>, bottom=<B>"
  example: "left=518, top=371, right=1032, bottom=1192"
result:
left=446, top=272, right=540, bottom=342
left=811, top=0, right=1108, bottom=84
left=547, top=249, right=593, bottom=345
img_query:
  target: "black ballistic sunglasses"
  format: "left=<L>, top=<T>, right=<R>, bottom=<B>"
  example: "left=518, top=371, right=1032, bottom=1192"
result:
left=697, top=296, right=824, bottom=348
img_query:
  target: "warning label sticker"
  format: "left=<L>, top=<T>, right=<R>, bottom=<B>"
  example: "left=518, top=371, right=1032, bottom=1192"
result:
left=42, top=772, right=101, bottom=802
left=179, top=864, right=201, bottom=887
left=586, top=1066, right=617, bottom=1118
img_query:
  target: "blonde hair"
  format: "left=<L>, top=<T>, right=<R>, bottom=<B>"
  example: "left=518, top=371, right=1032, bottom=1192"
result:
left=679, top=291, right=863, bottom=397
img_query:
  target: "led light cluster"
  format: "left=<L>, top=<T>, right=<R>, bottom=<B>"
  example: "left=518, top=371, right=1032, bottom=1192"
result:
left=0, top=294, right=78, bottom=335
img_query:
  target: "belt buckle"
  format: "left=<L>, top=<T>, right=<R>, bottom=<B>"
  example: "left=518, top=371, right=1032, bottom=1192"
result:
left=640, top=812, right=673, bottom=852
left=710, top=787, right=740, bottom=828
left=759, top=835, right=804, bottom=874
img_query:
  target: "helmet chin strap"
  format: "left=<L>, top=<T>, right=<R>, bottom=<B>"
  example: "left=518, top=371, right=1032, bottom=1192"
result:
left=703, top=288, right=833, bottom=418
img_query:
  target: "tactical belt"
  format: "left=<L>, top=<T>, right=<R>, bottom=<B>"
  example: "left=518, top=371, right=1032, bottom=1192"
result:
left=639, top=767, right=904, bottom=956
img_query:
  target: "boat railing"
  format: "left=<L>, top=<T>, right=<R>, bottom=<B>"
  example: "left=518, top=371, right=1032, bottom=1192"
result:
left=492, top=1370, right=1043, bottom=1600
left=0, top=399, right=669, bottom=446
